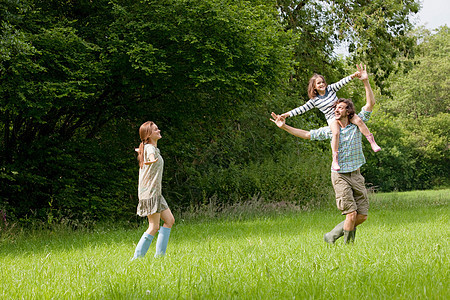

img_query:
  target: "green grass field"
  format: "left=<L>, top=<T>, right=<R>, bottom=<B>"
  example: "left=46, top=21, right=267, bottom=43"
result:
left=1, top=189, right=449, bottom=299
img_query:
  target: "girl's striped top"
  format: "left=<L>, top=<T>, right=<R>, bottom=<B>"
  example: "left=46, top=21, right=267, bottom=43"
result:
left=287, top=75, right=353, bottom=121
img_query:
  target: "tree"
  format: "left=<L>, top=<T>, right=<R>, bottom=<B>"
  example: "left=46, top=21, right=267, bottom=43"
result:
left=276, top=0, right=420, bottom=90
left=364, top=26, right=450, bottom=190
left=382, top=26, right=449, bottom=118
left=0, top=0, right=294, bottom=221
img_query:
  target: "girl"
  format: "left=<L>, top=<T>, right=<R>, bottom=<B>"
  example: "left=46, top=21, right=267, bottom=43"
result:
left=281, top=64, right=380, bottom=171
left=132, top=121, right=175, bottom=260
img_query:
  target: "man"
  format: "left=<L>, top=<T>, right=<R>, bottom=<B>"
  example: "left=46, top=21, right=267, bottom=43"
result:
left=271, top=65, right=375, bottom=244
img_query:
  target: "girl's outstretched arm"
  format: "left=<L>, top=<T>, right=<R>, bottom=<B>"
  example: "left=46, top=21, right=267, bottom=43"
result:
left=328, top=72, right=358, bottom=92
left=328, top=64, right=361, bottom=92
left=281, top=98, right=315, bottom=119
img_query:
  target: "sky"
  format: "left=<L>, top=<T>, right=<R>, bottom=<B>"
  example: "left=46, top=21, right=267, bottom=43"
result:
left=416, top=0, right=449, bottom=29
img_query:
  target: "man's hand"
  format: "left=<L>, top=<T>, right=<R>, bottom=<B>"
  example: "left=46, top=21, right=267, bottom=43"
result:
left=357, top=64, right=368, bottom=81
left=270, top=112, right=286, bottom=128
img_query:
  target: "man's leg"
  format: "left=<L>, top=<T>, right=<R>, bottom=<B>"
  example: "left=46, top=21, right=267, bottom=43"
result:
left=347, top=169, right=369, bottom=243
left=343, top=211, right=357, bottom=244
left=348, top=214, right=367, bottom=243
left=324, top=213, right=364, bottom=244
left=355, top=214, right=367, bottom=226
left=330, top=171, right=358, bottom=244
left=344, top=211, right=357, bottom=231
left=324, top=221, right=345, bottom=244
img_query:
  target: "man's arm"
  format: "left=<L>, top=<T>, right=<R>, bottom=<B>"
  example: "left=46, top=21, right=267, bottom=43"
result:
left=270, top=112, right=311, bottom=139
left=362, top=79, right=375, bottom=112
left=357, top=64, right=375, bottom=112
left=280, top=124, right=311, bottom=140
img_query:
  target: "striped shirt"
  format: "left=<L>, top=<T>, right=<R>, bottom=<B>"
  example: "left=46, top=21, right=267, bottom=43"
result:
left=310, top=108, right=372, bottom=173
left=288, top=76, right=353, bottom=121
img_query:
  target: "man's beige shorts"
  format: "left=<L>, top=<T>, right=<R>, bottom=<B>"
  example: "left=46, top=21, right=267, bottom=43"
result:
left=331, top=169, right=369, bottom=215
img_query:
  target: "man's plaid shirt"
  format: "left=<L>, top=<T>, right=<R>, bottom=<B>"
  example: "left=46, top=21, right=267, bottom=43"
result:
left=310, top=109, right=372, bottom=173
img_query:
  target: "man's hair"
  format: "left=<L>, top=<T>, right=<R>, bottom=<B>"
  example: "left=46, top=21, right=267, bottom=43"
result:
left=332, top=98, right=355, bottom=120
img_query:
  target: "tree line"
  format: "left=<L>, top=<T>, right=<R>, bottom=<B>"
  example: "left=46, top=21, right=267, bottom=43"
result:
left=1, top=0, right=447, bottom=224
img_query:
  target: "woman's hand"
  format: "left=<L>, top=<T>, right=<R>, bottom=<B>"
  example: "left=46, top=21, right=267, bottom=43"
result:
left=144, top=154, right=159, bottom=165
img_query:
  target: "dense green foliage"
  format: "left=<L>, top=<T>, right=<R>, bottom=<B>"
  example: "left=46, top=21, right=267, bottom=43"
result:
left=0, top=0, right=447, bottom=223
left=1, top=0, right=294, bottom=221
left=364, top=26, right=450, bottom=190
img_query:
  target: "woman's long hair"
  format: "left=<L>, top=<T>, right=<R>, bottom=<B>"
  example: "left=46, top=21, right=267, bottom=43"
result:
left=137, top=121, right=155, bottom=168
left=307, top=74, right=327, bottom=99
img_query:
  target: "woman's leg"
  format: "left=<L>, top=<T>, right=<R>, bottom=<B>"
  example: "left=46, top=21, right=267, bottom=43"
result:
left=160, top=208, right=175, bottom=229
left=350, top=115, right=381, bottom=152
left=330, top=120, right=341, bottom=171
left=146, top=213, right=161, bottom=236
left=154, top=208, right=175, bottom=257
left=132, top=213, right=161, bottom=259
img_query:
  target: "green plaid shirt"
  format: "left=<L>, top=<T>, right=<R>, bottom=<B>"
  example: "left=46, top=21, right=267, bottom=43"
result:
left=310, top=108, right=372, bottom=173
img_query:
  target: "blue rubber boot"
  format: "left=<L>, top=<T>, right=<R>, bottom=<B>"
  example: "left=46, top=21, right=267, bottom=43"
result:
left=154, top=227, right=171, bottom=257
left=132, top=232, right=154, bottom=260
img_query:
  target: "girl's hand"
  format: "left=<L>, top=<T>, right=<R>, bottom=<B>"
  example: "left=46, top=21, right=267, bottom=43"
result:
left=352, top=71, right=361, bottom=79
left=280, top=112, right=290, bottom=119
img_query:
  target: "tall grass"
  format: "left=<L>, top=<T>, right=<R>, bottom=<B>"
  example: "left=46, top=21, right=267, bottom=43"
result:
left=0, top=189, right=448, bottom=299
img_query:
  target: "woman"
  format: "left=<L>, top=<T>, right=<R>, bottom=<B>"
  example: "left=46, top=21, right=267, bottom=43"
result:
left=132, top=121, right=175, bottom=259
